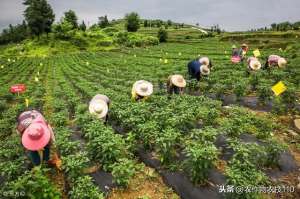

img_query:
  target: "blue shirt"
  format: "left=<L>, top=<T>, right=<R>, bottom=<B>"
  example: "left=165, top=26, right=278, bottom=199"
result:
left=188, top=60, right=202, bottom=81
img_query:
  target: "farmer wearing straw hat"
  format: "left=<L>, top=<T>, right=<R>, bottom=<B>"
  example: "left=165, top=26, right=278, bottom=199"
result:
left=16, top=110, right=57, bottom=167
left=247, top=57, right=262, bottom=74
left=89, top=94, right=110, bottom=123
left=187, top=57, right=211, bottom=81
left=238, top=43, right=249, bottom=61
left=131, top=80, right=153, bottom=101
left=264, top=55, right=287, bottom=69
left=167, top=74, right=186, bottom=95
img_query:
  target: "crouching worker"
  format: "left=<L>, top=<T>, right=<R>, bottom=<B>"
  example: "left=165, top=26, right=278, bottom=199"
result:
left=167, top=74, right=186, bottom=95
left=131, top=80, right=153, bottom=101
left=239, top=43, right=249, bottom=61
left=247, top=57, right=262, bottom=74
left=264, top=55, right=287, bottom=69
left=17, top=110, right=56, bottom=167
left=89, top=94, right=110, bottom=123
left=187, top=57, right=211, bottom=81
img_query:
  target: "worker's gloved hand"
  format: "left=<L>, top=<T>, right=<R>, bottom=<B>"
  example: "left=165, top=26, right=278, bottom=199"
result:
left=48, top=152, right=62, bottom=170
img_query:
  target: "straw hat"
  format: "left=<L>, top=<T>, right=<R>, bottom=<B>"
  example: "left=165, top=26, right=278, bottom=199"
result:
left=232, top=45, right=237, bottom=49
left=89, top=99, right=109, bottom=119
left=249, top=60, right=262, bottom=71
left=91, top=94, right=110, bottom=104
left=200, top=65, right=210, bottom=75
left=199, top=57, right=210, bottom=66
left=241, top=43, right=248, bottom=47
left=22, top=122, right=51, bottom=151
left=278, top=58, right=287, bottom=68
left=170, top=75, right=186, bottom=88
left=133, top=80, right=153, bottom=97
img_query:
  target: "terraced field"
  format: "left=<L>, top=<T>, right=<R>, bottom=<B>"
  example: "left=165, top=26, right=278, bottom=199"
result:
left=0, top=35, right=300, bottom=199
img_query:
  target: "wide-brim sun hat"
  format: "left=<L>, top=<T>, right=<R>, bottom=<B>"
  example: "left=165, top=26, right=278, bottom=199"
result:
left=22, top=122, right=51, bottom=151
left=232, top=45, right=237, bottom=49
left=249, top=60, right=262, bottom=71
left=241, top=43, right=248, bottom=47
left=278, top=58, right=287, bottom=68
left=91, top=94, right=110, bottom=104
left=133, top=80, right=153, bottom=97
left=171, top=75, right=186, bottom=88
left=200, top=65, right=210, bottom=75
left=89, top=99, right=109, bottom=119
left=199, top=57, right=210, bottom=66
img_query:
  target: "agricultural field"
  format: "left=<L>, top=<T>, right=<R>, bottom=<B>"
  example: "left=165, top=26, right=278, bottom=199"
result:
left=1, top=25, right=300, bottom=199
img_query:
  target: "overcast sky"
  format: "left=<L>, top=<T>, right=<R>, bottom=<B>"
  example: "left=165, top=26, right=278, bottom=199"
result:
left=1, top=0, right=300, bottom=31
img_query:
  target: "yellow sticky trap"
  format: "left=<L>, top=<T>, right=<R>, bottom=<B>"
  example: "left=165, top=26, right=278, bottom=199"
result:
left=178, top=52, right=182, bottom=56
left=25, top=98, right=29, bottom=107
left=164, top=59, right=168, bottom=64
left=1, top=65, right=4, bottom=69
left=12, top=60, right=16, bottom=63
left=37, top=71, right=40, bottom=76
left=159, top=58, right=163, bottom=62
left=134, top=54, right=137, bottom=58
left=40, top=63, right=43, bottom=66
left=8, top=58, right=11, bottom=62
left=86, top=62, right=89, bottom=66
left=224, top=51, right=227, bottom=54
left=165, top=52, right=168, bottom=55
left=272, top=81, right=287, bottom=96
left=35, top=77, right=39, bottom=82
left=253, top=49, right=261, bottom=57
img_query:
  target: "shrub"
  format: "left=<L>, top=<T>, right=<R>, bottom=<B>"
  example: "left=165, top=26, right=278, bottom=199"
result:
left=125, top=12, right=140, bottom=32
left=157, top=28, right=168, bottom=42
left=184, top=142, right=218, bottom=184
left=111, top=158, right=136, bottom=187
left=102, top=27, right=118, bottom=35
left=0, top=100, right=6, bottom=113
left=6, top=167, right=61, bottom=199
left=69, top=176, right=104, bottom=199
left=71, top=36, right=88, bottom=50
left=96, top=39, right=113, bottom=47
left=62, top=152, right=89, bottom=182
left=156, top=128, right=180, bottom=165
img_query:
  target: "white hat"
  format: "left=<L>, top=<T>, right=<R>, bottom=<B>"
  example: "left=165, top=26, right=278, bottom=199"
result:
left=200, top=65, right=210, bottom=76
left=170, top=75, right=186, bottom=88
left=133, top=80, right=153, bottom=97
left=199, top=57, right=210, bottom=66
left=278, top=58, right=287, bottom=68
left=249, top=60, right=262, bottom=71
left=89, top=99, right=108, bottom=119
left=91, top=94, right=110, bottom=104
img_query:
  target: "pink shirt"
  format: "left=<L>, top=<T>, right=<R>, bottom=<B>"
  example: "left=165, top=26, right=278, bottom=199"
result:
left=268, top=55, right=280, bottom=66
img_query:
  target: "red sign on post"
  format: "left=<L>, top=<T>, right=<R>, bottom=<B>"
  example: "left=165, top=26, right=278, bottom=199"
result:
left=10, top=84, right=26, bottom=94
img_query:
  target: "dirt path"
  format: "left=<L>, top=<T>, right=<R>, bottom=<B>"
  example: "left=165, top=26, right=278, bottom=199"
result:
left=108, top=167, right=179, bottom=199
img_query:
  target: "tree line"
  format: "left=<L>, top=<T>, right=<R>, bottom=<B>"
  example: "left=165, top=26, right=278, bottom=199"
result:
left=0, top=0, right=150, bottom=45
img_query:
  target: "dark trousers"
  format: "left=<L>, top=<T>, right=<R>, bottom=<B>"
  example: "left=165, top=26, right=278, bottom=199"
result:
left=28, top=144, right=50, bottom=166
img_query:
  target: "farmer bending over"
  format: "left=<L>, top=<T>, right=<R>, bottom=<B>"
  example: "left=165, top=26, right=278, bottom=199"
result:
left=238, top=43, right=249, bottom=61
left=247, top=57, right=262, bottom=74
left=131, top=80, right=153, bottom=101
left=264, top=55, right=287, bottom=69
left=17, top=110, right=56, bottom=167
left=232, top=45, right=239, bottom=56
left=167, top=74, right=186, bottom=95
left=89, top=94, right=110, bottom=123
left=187, top=57, right=211, bottom=81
